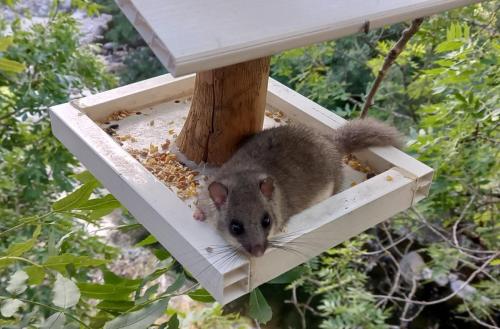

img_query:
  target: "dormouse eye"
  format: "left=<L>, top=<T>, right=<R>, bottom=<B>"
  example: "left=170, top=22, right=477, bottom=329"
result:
left=230, top=220, right=244, bottom=236
left=261, top=213, right=271, bottom=228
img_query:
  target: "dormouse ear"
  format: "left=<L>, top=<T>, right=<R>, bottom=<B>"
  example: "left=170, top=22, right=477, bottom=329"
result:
left=208, top=182, right=228, bottom=208
left=259, top=177, right=274, bottom=199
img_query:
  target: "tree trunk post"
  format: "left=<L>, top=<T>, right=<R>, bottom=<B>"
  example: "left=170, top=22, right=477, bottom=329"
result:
left=176, top=57, right=271, bottom=165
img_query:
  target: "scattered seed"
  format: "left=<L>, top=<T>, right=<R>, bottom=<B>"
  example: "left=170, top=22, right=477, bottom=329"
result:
left=109, top=124, right=119, bottom=129
left=149, top=120, right=155, bottom=126
left=161, top=140, right=170, bottom=150
left=174, top=100, right=180, bottom=103
left=136, top=112, right=142, bottom=115
left=386, top=175, right=393, bottom=182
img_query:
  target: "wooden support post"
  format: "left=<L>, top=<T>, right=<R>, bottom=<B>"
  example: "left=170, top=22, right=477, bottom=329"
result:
left=176, top=57, right=271, bottom=165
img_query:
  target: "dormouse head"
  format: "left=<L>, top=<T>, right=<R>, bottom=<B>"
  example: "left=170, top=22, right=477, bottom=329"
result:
left=208, top=172, right=283, bottom=257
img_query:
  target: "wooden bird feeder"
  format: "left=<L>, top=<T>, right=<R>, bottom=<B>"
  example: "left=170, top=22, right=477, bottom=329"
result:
left=50, top=0, right=477, bottom=304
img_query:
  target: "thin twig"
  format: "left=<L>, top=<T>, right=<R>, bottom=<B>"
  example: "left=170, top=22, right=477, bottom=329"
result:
left=372, top=252, right=499, bottom=306
left=453, top=195, right=477, bottom=255
left=400, top=278, right=419, bottom=328
left=360, top=18, right=424, bottom=118
left=410, top=207, right=496, bottom=258
left=464, top=303, right=499, bottom=329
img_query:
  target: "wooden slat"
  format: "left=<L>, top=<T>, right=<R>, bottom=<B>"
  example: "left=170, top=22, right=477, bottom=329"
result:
left=116, top=0, right=479, bottom=76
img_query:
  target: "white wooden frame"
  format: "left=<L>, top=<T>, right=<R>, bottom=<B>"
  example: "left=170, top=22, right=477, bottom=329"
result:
left=49, top=75, right=433, bottom=304
left=115, top=0, right=479, bottom=76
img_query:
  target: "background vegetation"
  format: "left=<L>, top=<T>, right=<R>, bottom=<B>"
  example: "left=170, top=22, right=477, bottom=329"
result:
left=0, top=0, right=498, bottom=328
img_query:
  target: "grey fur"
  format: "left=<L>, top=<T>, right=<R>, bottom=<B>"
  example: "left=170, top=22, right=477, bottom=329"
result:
left=198, top=118, right=402, bottom=257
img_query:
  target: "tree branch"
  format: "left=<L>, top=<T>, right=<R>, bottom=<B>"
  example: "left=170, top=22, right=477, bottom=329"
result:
left=360, top=18, right=424, bottom=118
left=372, top=252, right=499, bottom=306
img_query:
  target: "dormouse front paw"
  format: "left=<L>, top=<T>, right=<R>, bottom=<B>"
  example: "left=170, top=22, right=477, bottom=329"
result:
left=193, top=207, right=206, bottom=221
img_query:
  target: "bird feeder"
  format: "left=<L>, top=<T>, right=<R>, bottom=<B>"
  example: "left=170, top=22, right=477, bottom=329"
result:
left=49, top=0, right=476, bottom=304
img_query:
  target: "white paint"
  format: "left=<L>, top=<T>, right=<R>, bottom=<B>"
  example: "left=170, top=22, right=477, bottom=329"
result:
left=115, top=0, right=479, bottom=75
left=49, top=74, right=433, bottom=304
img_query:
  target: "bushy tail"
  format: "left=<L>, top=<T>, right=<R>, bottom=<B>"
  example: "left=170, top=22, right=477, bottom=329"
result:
left=333, top=118, right=403, bottom=154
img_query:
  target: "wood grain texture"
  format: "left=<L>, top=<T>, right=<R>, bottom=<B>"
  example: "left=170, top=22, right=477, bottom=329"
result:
left=177, top=57, right=270, bottom=165
left=116, top=0, right=479, bottom=75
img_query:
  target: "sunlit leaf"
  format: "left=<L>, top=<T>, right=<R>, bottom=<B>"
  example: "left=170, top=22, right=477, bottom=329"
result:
left=0, top=57, right=25, bottom=73
left=25, top=265, right=45, bottom=285
left=0, top=36, right=13, bottom=51
left=53, top=274, right=80, bottom=308
left=52, top=181, right=99, bottom=212
left=6, top=270, right=29, bottom=295
left=44, top=254, right=108, bottom=272
left=77, top=282, right=138, bottom=301
left=187, top=288, right=215, bottom=303
left=134, top=234, right=157, bottom=247
left=435, top=40, right=463, bottom=53
left=0, top=299, right=24, bottom=318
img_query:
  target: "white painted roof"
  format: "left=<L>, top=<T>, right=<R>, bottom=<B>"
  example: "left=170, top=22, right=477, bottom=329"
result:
left=116, top=0, right=478, bottom=76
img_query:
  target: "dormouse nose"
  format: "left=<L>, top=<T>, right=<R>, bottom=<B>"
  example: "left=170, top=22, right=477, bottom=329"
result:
left=246, top=243, right=266, bottom=257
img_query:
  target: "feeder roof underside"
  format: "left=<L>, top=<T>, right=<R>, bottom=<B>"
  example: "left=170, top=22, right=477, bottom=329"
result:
left=116, top=0, right=478, bottom=76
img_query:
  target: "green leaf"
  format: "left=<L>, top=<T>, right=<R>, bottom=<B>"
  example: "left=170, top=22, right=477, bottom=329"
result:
left=41, top=312, right=66, bottom=329
left=77, top=282, right=138, bottom=301
left=135, top=266, right=172, bottom=300
left=0, top=57, right=25, bottom=73
left=72, top=171, right=100, bottom=186
left=187, top=289, right=215, bottom=303
left=3, top=239, right=35, bottom=257
left=97, top=300, right=135, bottom=313
left=88, top=207, right=117, bottom=220
left=103, top=298, right=170, bottom=329
left=248, top=288, right=272, bottom=324
left=0, top=36, right=13, bottom=51
left=152, top=248, right=171, bottom=261
left=165, top=272, right=186, bottom=294
left=268, top=266, right=306, bottom=284
left=25, top=266, right=46, bottom=285
left=76, top=194, right=120, bottom=211
left=0, top=239, right=35, bottom=268
left=53, top=274, right=80, bottom=308
left=52, top=181, right=99, bottom=212
left=48, top=227, right=57, bottom=257
left=134, top=234, right=157, bottom=247
left=166, top=313, right=179, bottom=329
left=491, top=259, right=500, bottom=266
left=136, top=283, right=160, bottom=304
left=0, top=299, right=24, bottom=317
left=44, top=254, right=108, bottom=272
left=435, top=40, right=463, bottom=53
left=102, top=270, right=142, bottom=287
left=6, top=270, right=29, bottom=295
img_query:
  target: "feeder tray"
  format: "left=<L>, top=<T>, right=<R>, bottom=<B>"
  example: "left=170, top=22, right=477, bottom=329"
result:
left=50, top=75, right=433, bottom=304
left=49, top=0, right=480, bottom=304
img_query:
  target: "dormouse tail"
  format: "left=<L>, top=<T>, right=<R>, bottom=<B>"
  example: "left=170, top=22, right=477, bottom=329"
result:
left=332, top=118, right=403, bottom=154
